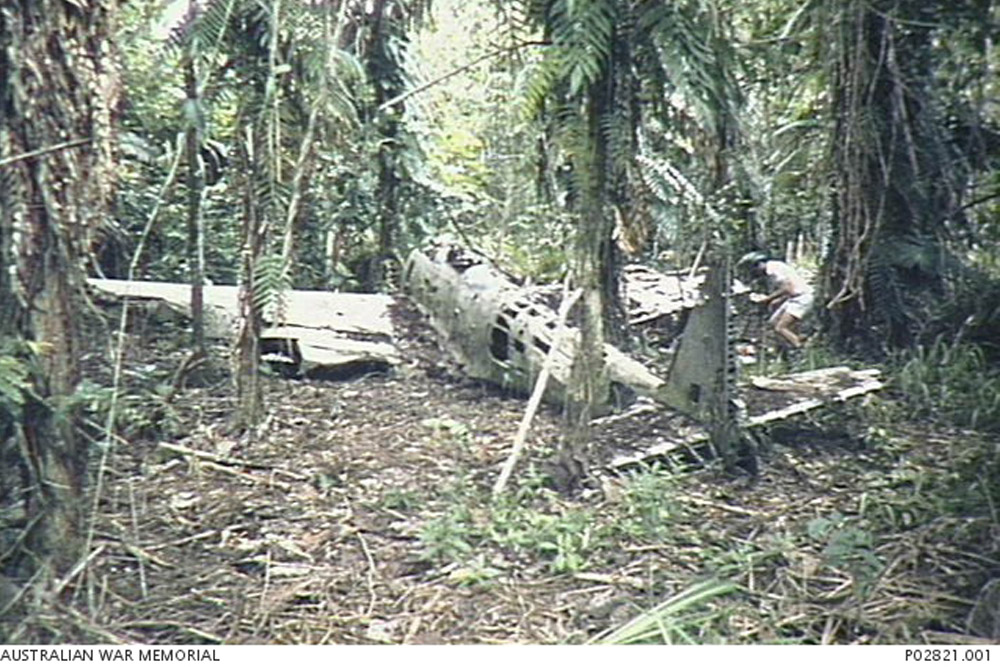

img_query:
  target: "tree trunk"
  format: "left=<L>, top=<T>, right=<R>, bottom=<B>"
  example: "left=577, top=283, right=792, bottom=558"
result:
left=184, top=38, right=207, bottom=354
left=234, top=124, right=264, bottom=430
left=561, top=65, right=626, bottom=471
left=0, top=0, right=118, bottom=581
left=364, top=0, right=406, bottom=291
left=822, top=0, right=960, bottom=351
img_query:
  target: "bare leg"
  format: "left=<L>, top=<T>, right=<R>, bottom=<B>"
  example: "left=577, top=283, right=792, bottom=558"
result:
left=774, top=311, right=803, bottom=348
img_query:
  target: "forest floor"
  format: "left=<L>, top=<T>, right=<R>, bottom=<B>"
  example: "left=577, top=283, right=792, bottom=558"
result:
left=14, top=298, right=1000, bottom=645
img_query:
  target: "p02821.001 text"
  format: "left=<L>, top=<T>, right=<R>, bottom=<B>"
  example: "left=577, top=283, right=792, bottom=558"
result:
left=905, top=649, right=991, bottom=662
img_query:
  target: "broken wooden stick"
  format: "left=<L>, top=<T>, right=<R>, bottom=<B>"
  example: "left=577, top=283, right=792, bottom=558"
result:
left=156, top=441, right=307, bottom=481
left=493, top=286, right=582, bottom=498
left=199, top=460, right=293, bottom=492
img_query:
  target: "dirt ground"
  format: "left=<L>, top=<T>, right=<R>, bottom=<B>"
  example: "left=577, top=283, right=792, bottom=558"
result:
left=8, top=299, right=1000, bottom=644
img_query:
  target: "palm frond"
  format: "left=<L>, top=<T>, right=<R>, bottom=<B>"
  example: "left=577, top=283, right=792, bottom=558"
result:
left=636, top=0, right=740, bottom=137
left=637, top=153, right=719, bottom=220
left=167, top=0, right=244, bottom=57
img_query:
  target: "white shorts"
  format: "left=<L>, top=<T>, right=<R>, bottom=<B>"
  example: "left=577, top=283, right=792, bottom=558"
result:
left=769, top=292, right=814, bottom=323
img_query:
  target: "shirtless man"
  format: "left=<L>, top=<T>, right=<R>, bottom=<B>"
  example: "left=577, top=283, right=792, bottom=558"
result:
left=739, top=251, right=814, bottom=348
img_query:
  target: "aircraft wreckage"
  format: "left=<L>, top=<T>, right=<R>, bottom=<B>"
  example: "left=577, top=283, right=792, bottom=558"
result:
left=89, top=244, right=882, bottom=468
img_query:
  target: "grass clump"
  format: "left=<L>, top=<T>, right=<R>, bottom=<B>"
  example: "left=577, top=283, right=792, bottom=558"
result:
left=895, top=340, right=1000, bottom=431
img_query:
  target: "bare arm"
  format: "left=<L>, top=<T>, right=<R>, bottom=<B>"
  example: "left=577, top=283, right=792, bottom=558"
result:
left=751, top=283, right=794, bottom=306
left=762, top=284, right=795, bottom=306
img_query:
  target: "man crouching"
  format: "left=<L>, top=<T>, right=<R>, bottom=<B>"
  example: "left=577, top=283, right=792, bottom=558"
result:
left=738, top=251, right=814, bottom=349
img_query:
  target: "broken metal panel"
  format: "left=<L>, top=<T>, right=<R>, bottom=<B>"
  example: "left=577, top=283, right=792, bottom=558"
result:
left=88, top=279, right=395, bottom=338
left=88, top=279, right=400, bottom=375
left=404, top=247, right=575, bottom=405
left=652, top=258, right=745, bottom=465
left=607, top=367, right=885, bottom=468
left=624, top=264, right=750, bottom=327
left=659, top=262, right=732, bottom=421
left=624, top=264, right=705, bottom=326
left=263, top=325, right=401, bottom=376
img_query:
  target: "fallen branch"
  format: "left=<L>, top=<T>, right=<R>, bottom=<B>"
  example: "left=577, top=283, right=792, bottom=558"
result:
left=378, top=41, right=548, bottom=111
left=200, top=460, right=292, bottom=491
left=144, top=527, right=240, bottom=552
left=356, top=531, right=378, bottom=617
left=746, top=377, right=884, bottom=427
left=62, top=605, right=131, bottom=644
left=156, top=441, right=307, bottom=481
left=167, top=349, right=208, bottom=402
left=52, top=544, right=107, bottom=596
left=0, top=137, right=91, bottom=168
left=573, top=572, right=645, bottom=588
left=922, top=631, right=997, bottom=645
left=121, top=543, right=175, bottom=569
left=493, top=286, right=582, bottom=497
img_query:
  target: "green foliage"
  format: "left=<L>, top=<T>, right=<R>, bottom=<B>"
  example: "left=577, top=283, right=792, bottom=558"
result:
left=895, top=340, right=1000, bottom=431
left=591, top=578, right=739, bottom=644
left=72, top=379, right=183, bottom=444
left=112, top=0, right=417, bottom=293
left=421, top=416, right=473, bottom=447
left=618, top=464, right=682, bottom=541
left=0, top=340, right=38, bottom=426
left=415, top=474, right=605, bottom=575
left=252, top=253, right=293, bottom=318
left=807, top=512, right=883, bottom=598
left=549, top=0, right=615, bottom=97
left=488, top=499, right=600, bottom=574
left=379, top=488, right=422, bottom=512
left=419, top=505, right=477, bottom=563
left=520, top=56, right=565, bottom=120
left=533, top=508, right=596, bottom=573
left=496, top=204, right=574, bottom=281
left=446, top=553, right=504, bottom=586
left=0, top=344, right=33, bottom=421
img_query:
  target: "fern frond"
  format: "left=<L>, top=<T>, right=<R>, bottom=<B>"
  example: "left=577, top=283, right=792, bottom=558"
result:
left=602, top=105, right=634, bottom=177
left=549, top=0, right=615, bottom=95
left=0, top=354, right=31, bottom=419
left=865, top=247, right=907, bottom=332
left=168, top=0, right=244, bottom=57
left=637, top=153, right=715, bottom=215
left=519, top=53, right=565, bottom=119
left=636, top=0, right=739, bottom=136
left=252, top=252, right=293, bottom=323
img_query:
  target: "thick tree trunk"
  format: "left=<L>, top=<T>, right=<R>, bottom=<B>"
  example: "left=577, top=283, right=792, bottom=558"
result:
left=822, top=0, right=960, bottom=351
left=0, top=0, right=117, bottom=581
left=558, top=82, right=618, bottom=487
